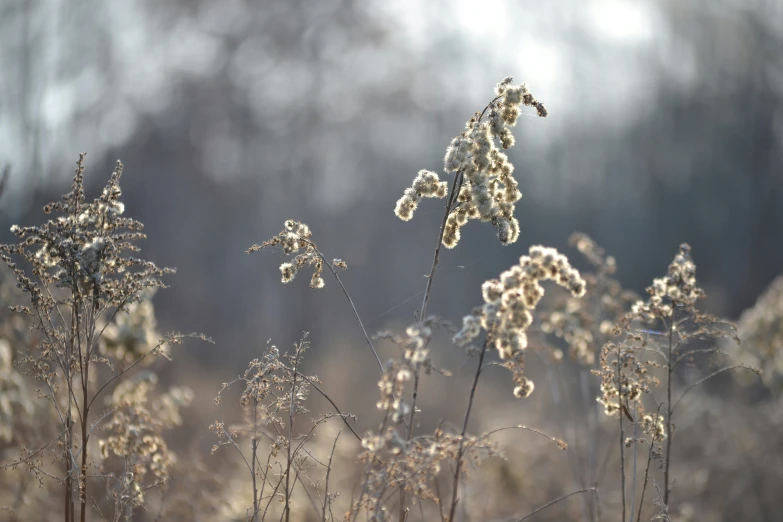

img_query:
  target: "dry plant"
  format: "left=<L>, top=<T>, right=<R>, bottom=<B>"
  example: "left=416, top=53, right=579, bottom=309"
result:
left=210, top=334, right=353, bottom=522
left=0, top=155, right=210, bottom=522
left=242, top=78, right=596, bottom=522
left=594, top=244, right=760, bottom=521
left=0, top=77, right=775, bottom=522
left=732, top=274, right=783, bottom=394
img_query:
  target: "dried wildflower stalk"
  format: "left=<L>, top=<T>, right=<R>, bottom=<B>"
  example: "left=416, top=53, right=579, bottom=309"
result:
left=211, top=334, right=351, bottom=522
left=0, top=154, right=209, bottom=522
left=100, top=373, right=193, bottom=520
left=444, top=246, right=585, bottom=522
left=391, top=79, right=550, bottom=521
left=395, top=77, right=548, bottom=249
left=733, top=274, right=783, bottom=393
left=596, top=243, right=759, bottom=515
left=247, top=220, right=336, bottom=289
left=538, top=233, right=636, bottom=366
left=248, top=221, right=382, bottom=371
left=247, top=80, right=591, bottom=521
left=453, top=245, right=586, bottom=398
left=351, top=320, right=497, bottom=522
left=529, top=233, right=637, bottom=519
left=594, top=334, right=661, bottom=522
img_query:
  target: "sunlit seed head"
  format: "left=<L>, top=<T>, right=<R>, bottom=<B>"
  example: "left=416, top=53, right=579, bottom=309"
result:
left=513, top=379, right=535, bottom=398
left=394, top=196, right=417, bottom=221
left=280, top=263, right=296, bottom=283
left=482, top=279, right=504, bottom=303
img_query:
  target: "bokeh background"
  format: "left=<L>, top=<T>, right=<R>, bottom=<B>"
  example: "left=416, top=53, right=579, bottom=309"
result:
left=1, top=0, right=782, bottom=520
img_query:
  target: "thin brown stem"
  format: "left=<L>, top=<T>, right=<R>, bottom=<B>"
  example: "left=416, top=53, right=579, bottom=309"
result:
left=481, top=424, right=567, bottom=450
left=252, top=398, right=260, bottom=522
left=398, top=171, right=462, bottom=522
left=672, top=364, right=760, bottom=413
left=310, top=245, right=384, bottom=372
left=636, top=439, right=656, bottom=522
left=398, top=366, right=419, bottom=522
left=447, top=338, right=489, bottom=522
left=322, top=432, right=340, bottom=522
left=78, top=298, right=90, bottom=522
left=618, top=347, right=627, bottom=522
left=664, top=309, right=675, bottom=507
left=514, top=488, right=597, bottom=522
left=293, top=371, right=361, bottom=443
left=420, top=173, right=462, bottom=320
left=65, top=452, right=71, bottom=522
left=284, top=341, right=302, bottom=522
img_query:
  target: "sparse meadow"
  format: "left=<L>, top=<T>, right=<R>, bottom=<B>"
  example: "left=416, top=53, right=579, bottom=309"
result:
left=0, top=78, right=778, bottom=522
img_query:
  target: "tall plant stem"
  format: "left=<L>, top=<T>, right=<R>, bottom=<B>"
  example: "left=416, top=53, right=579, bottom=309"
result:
left=447, top=338, right=489, bottom=522
left=636, top=435, right=656, bottom=522
left=398, top=172, right=462, bottom=522
left=252, top=398, right=260, bottom=522
left=310, top=245, right=384, bottom=372
left=664, top=308, right=676, bottom=507
left=76, top=298, right=90, bottom=522
left=618, top=347, right=627, bottom=522
left=284, top=342, right=302, bottom=522
left=420, top=172, right=462, bottom=319
left=515, top=488, right=598, bottom=522
left=628, top=403, right=639, bottom=522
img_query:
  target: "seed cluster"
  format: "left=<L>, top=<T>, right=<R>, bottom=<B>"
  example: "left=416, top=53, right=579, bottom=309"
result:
left=453, top=245, right=586, bottom=397
left=595, top=338, right=658, bottom=418
left=538, top=233, right=636, bottom=366
left=357, top=320, right=495, bottom=520
left=631, top=244, right=704, bottom=320
left=247, top=220, right=347, bottom=289
left=395, top=77, right=548, bottom=248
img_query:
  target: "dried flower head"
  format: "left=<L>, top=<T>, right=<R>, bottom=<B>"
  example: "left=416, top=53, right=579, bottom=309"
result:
left=537, top=233, right=636, bottom=366
left=394, top=170, right=449, bottom=222
left=453, top=245, right=585, bottom=396
left=100, top=289, right=165, bottom=363
left=356, top=318, right=496, bottom=520
left=395, top=78, right=548, bottom=248
left=211, top=334, right=347, bottom=521
left=594, top=337, right=659, bottom=418
left=100, top=372, right=191, bottom=482
left=247, top=220, right=346, bottom=289
left=0, top=154, right=209, bottom=521
left=372, top=319, right=442, bottom=424
left=641, top=412, right=667, bottom=443
left=1, top=155, right=173, bottom=314
left=623, top=243, right=741, bottom=356
left=631, top=244, right=705, bottom=321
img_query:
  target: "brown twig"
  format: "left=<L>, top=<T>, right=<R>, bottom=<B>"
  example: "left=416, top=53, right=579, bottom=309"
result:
left=447, top=338, right=489, bottom=522
left=514, top=488, right=597, bottom=522
left=322, top=432, right=341, bottom=522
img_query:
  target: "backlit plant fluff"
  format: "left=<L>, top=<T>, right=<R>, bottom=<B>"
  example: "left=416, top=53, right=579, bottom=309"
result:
left=453, top=245, right=586, bottom=397
left=538, top=233, right=637, bottom=366
left=395, top=77, right=547, bottom=248
left=0, top=154, right=208, bottom=521
left=247, top=220, right=347, bottom=289
left=734, top=274, right=783, bottom=392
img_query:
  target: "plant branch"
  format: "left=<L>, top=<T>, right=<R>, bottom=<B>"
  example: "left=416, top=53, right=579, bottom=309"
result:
left=514, top=488, right=597, bottom=522
left=447, top=337, right=489, bottom=522
left=322, top=431, right=340, bottom=522
left=309, top=244, right=384, bottom=372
